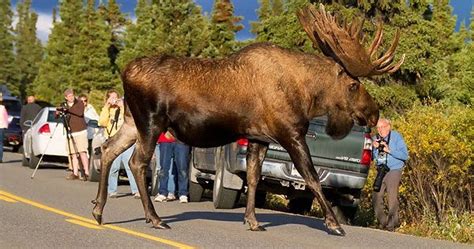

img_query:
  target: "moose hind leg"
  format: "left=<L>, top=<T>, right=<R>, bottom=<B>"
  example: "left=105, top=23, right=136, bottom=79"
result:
left=130, top=132, right=170, bottom=229
left=280, top=136, right=345, bottom=236
left=244, top=141, right=268, bottom=231
left=92, top=124, right=136, bottom=225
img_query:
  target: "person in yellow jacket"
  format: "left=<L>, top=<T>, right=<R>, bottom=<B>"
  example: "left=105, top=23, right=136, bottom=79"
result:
left=99, top=90, right=139, bottom=198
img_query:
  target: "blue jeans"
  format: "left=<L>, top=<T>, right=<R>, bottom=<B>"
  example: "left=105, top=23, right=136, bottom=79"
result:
left=154, top=144, right=176, bottom=194
left=158, top=142, right=190, bottom=196
left=108, top=144, right=138, bottom=194
left=0, top=128, right=4, bottom=161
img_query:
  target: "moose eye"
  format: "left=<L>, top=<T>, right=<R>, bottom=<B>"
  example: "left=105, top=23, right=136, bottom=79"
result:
left=349, top=82, right=359, bottom=92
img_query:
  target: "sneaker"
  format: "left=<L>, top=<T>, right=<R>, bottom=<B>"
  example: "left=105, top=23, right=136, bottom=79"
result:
left=167, top=193, right=176, bottom=201
left=179, top=195, right=188, bottom=203
left=109, top=192, right=118, bottom=198
left=133, top=192, right=141, bottom=199
left=66, top=173, right=79, bottom=180
left=154, top=194, right=167, bottom=202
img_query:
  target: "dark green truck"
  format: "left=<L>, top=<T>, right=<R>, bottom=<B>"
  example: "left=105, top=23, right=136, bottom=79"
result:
left=189, top=116, right=373, bottom=223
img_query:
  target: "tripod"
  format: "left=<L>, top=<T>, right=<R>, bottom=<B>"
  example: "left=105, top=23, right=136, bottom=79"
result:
left=30, top=111, right=87, bottom=179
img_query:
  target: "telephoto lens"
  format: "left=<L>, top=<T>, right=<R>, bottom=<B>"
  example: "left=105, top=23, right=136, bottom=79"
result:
left=373, top=164, right=390, bottom=192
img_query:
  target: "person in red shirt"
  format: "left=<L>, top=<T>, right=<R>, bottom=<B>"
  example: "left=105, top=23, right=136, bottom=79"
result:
left=154, top=131, right=190, bottom=203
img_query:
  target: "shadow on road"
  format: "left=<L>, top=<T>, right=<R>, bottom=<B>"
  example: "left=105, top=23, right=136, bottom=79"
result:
left=161, top=211, right=327, bottom=232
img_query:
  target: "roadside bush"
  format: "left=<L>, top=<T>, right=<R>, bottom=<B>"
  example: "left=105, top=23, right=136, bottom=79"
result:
left=395, top=103, right=473, bottom=222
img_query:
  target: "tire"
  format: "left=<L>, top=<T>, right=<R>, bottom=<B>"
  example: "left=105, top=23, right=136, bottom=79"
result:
left=189, top=181, right=205, bottom=202
left=88, top=149, right=100, bottom=182
left=213, top=147, right=240, bottom=209
left=331, top=205, right=357, bottom=225
left=255, top=190, right=267, bottom=208
left=28, top=144, right=40, bottom=170
left=20, top=146, right=29, bottom=166
left=288, top=197, right=313, bottom=215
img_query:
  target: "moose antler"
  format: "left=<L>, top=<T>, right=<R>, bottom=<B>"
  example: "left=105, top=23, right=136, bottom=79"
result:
left=297, top=4, right=405, bottom=77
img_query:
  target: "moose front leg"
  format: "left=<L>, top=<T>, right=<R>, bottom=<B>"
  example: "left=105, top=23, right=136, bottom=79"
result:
left=279, top=136, right=345, bottom=236
left=244, top=141, right=268, bottom=231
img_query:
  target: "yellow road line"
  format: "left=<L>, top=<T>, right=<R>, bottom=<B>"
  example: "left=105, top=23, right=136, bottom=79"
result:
left=0, top=194, right=17, bottom=203
left=0, top=190, right=195, bottom=249
left=66, top=218, right=105, bottom=230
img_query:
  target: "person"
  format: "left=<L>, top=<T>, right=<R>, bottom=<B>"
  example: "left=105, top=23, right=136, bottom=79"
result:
left=153, top=138, right=177, bottom=201
left=0, top=94, right=9, bottom=163
left=60, top=89, right=90, bottom=181
left=154, top=131, right=190, bottom=203
left=98, top=90, right=139, bottom=199
left=372, top=118, right=408, bottom=232
left=20, top=95, right=41, bottom=134
left=78, top=94, right=99, bottom=155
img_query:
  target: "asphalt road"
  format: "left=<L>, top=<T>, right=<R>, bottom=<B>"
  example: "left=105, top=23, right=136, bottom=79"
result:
left=0, top=151, right=471, bottom=249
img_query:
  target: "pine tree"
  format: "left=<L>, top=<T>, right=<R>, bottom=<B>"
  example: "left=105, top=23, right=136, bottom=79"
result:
left=98, top=0, right=129, bottom=75
left=34, top=0, right=83, bottom=104
left=204, top=0, right=243, bottom=58
left=72, top=0, right=114, bottom=92
left=250, top=0, right=272, bottom=36
left=118, top=0, right=211, bottom=68
left=0, top=0, right=15, bottom=93
left=14, top=0, right=43, bottom=99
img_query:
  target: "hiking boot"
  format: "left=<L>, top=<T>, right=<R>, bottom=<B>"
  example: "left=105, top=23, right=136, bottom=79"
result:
left=179, top=195, right=188, bottom=203
left=66, top=173, right=79, bottom=180
left=167, top=193, right=176, bottom=201
left=154, top=194, right=167, bottom=202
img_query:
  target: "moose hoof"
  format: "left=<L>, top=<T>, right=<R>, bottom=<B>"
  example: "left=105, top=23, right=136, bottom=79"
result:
left=92, top=212, right=102, bottom=225
left=153, top=222, right=171, bottom=229
left=249, top=226, right=266, bottom=231
left=327, top=226, right=346, bottom=236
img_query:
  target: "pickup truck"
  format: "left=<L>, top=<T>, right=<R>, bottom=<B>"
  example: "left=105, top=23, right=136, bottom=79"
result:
left=189, top=116, right=373, bottom=224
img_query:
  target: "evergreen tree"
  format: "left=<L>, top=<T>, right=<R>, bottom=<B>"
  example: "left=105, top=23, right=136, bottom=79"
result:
left=98, top=0, right=129, bottom=75
left=34, top=0, right=83, bottom=104
left=250, top=0, right=272, bottom=36
left=72, top=0, right=114, bottom=92
left=204, top=0, right=243, bottom=58
left=118, top=0, right=211, bottom=68
left=0, top=0, right=15, bottom=93
left=14, top=0, right=43, bottom=99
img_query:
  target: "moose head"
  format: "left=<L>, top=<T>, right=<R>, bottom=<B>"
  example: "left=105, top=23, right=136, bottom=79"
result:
left=297, top=4, right=405, bottom=138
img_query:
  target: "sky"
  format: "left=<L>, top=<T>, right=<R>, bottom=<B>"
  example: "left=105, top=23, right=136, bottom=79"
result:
left=9, top=0, right=474, bottom=43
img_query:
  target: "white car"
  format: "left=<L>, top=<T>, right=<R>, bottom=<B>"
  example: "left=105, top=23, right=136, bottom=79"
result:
left=22, top=107, right=69, bottom=168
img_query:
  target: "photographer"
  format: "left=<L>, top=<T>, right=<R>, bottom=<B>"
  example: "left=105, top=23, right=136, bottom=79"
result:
left=98, top=90, right=139, bottom=198
left=372, top=118, right=408, bottom=232
left=59, top=89, right=89, bottom=181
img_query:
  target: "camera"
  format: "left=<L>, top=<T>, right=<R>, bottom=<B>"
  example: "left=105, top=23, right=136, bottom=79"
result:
left=373, top=164, right=390, bottom=192
left=375, top=136, right=386, bottom=152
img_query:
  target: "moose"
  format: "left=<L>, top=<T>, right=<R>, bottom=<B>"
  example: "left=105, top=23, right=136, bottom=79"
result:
left=92, top=4, right=404, bottom=236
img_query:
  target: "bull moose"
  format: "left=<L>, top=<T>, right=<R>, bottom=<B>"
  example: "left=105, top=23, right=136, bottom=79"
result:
left=92, top=4, right=404, bottom=236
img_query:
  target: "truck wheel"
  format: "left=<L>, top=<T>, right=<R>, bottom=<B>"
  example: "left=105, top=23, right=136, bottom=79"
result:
left=189, top=181, right=204, bottom=202
left=288, top=197, right=313, bottom=215
left=213, top=147, right=239, bottom=209
left=331, top=205, right=357, bottom=225
left=88, top=150, right=100, bottom=182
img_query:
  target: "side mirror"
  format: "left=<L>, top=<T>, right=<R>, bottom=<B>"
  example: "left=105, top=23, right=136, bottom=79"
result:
left=23, top=120, right=33, bottom=127
left=88, top=120, right=99, bottom=128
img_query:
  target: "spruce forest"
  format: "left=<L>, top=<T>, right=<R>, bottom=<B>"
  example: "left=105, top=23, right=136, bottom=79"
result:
left=0, top=0, right=472, bottom=243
